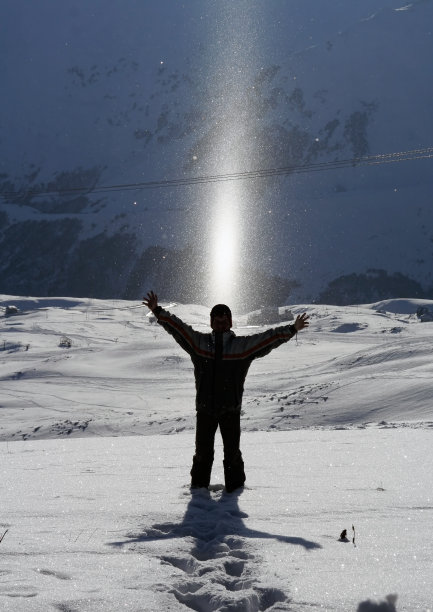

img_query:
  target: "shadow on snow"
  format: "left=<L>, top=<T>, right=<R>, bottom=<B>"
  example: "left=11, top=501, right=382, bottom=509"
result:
left=109, top=485, right=322, bottom=552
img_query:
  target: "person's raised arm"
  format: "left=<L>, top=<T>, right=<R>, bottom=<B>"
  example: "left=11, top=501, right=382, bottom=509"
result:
left=142, top=290, right=202, bottom=357
left=234, top=311, right=310, bottom=362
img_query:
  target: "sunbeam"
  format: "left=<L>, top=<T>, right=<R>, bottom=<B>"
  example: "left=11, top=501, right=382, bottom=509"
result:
left=203, top=3, right=262, bottom=311
left=209, top=183, right=241, bottom=306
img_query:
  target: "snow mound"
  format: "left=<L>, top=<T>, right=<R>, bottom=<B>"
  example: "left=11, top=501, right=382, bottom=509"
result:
left=369, top=298, right=433, bottom=315
left=357, top=593, right=398, bottom=611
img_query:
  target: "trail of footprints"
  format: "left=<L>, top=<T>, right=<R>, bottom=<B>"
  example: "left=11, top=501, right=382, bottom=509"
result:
left=142, top=487, right=289, bottom=611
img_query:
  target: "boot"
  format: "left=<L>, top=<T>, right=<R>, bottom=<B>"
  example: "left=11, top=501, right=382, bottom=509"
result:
left=223, top=454, right=245, bottom=493
left=190, top=452, right=214, bottom=488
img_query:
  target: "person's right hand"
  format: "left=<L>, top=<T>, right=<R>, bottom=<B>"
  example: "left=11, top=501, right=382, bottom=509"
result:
left=143, top=291, right=158, bottom=311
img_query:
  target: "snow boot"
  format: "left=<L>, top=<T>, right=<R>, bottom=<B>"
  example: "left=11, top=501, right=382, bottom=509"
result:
left=223, top=455, right=245, bottom=493
left=190, top=452, right=214, bottom=489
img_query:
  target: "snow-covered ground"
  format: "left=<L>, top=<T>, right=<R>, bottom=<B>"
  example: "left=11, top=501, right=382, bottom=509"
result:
left=1, top=295, right=432, bottom=611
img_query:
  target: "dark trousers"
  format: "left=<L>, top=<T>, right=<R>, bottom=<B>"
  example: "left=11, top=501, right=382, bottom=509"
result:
left=190, top=411, right=246, bottom=491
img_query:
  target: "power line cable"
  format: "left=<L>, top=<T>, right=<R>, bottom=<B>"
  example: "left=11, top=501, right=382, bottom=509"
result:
left=1, top=146, right=432, bottom=200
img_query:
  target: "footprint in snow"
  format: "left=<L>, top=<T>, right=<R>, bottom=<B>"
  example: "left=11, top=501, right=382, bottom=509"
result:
left=109, top=485, right=321, bottom=611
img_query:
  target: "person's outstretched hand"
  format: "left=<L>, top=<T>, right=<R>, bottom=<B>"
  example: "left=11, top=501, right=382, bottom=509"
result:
left=143, top=291, right=158, bottom=312
left=294, top=312, right=309, bottom=331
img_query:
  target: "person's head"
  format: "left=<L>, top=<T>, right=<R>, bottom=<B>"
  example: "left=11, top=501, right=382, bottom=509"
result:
left=210, top=304, right=232, bottom=332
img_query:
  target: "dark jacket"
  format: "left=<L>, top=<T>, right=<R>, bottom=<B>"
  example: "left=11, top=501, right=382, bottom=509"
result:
left=154, top=307, right=297, bottom=415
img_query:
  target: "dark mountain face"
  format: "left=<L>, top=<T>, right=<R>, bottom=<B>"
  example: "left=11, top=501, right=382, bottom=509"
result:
left=1, top=0, right=433, bottom=310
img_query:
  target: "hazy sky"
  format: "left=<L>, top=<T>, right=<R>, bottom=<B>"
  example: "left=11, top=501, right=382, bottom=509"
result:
left=1, top=0, right=412, bottom=77
left=1, top=0, right=428, bottom=179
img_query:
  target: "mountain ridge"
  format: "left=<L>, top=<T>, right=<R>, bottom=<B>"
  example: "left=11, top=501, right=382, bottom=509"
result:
left=1, top=1, right=433, bottom=308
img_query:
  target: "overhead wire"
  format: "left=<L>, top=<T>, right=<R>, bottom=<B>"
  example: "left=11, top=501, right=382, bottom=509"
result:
left=1, top=146, right=432, bottom=200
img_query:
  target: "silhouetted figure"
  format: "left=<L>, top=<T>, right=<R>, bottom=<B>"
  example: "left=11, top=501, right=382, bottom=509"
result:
left=143, top=291, right=309, bottom=493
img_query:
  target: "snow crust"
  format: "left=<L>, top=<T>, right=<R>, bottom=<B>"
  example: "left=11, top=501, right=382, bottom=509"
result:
left=1, top=295, right=432, bottom=610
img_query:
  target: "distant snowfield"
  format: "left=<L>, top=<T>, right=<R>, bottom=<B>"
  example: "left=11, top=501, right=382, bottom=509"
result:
left=1, top=295, right=432, bottom=611
left=1, top=295, right=433, bottom=441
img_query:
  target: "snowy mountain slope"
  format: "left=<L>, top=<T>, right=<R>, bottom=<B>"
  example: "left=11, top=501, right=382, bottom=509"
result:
left=1, top=294, right=433, bottom=610
left=1, top=1, right=433, bottom=305
left=1, top=294, right=432, bottom=442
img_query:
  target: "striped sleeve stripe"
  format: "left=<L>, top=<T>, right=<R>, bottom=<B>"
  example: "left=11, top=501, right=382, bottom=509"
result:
left=223, top=330, right=294, bottom=360
left=159, top=314, right=214, bottom=358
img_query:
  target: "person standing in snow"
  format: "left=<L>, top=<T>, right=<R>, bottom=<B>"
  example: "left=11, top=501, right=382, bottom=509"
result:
left=143, top=291, right=309, bottom=493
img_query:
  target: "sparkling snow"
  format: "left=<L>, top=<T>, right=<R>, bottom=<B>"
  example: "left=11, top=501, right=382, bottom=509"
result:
left=1, top=295, right=432, bottom=611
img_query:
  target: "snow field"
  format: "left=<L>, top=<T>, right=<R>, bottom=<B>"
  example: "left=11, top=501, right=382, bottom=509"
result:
left=1, top=295, right=432, bottom=610
left=1, top=429, right=432, bottom=611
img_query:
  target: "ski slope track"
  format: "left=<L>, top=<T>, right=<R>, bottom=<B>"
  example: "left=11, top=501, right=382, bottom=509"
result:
left=0, top=295, right=432, bottom=611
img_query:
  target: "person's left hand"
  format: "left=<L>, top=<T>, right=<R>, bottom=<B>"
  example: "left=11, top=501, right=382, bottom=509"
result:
left=294, top=312, right=309, bottom=331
